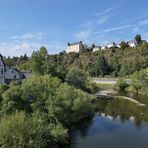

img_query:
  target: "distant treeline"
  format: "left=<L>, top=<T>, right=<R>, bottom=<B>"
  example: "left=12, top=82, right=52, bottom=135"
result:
left=4, top=41, right=148, bottom=79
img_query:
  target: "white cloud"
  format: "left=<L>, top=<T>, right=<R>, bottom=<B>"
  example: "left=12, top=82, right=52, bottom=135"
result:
left=133, top=27, right=141, bottom=33
left=103, top=25, right=131, bottom=33
left=0, top=42, right=40, bottom=57
left=75, top=15, right=110, bottom=41
left=81, top=21, right=92, bottom=28
left=10, top=32, right=48, bottom=40
left=74, top=29, right=92, bottom=40
left=121, top=14, right=148, bottom=25
left=93, top=5, right=121, bottom=16
left=0, top=40, right=65, bottom=57
left=0, top=30, right=67, bottom=57
left=97, top=16, right=110, bottom=25
left=74, top=5, right=122, bottom=43
left=138, top=19, right=148, bottom=26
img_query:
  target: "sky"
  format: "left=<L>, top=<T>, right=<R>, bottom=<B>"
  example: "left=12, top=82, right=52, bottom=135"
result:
left=0, top=0, right=148, bottom=57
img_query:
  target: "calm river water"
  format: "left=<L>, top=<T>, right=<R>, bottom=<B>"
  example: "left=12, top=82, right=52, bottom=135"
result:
left=64, top=98, right=148, bottom=148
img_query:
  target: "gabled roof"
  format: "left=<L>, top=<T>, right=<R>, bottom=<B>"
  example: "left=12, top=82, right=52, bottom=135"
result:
left=6, top=67, right=26, bottom=78
left=6, top=67, right=22, bottom=75
left=68, top=41, right=83, bottom=46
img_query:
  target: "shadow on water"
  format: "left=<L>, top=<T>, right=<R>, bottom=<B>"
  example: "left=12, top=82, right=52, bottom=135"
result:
left=61, top=116, right=93, bottom=148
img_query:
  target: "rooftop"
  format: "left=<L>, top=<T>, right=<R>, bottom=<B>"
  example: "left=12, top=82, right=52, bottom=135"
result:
left=68, top=41, right=83, bottom=46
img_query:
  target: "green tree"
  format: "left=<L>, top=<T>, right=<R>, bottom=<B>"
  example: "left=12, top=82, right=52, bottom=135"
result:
left=31, top=46, right=48, bottom=75
left=0, top=112, right=68, bottom=148
left=0, top=84, right=9, bottom=94
left=120, top=41, right=127, bottom=49
left=21, top=75, right=61, bottom=112
left=95, top=56, right=110, bottom=77
left=131, top=71, right=142, bottom=95
left=1, top=86, right=28, bottom=114
left=65, top=68, right=88, bottom=89
left=135, top=34, right=142, bottom=44
left=116, top=78, right=128, bottom=92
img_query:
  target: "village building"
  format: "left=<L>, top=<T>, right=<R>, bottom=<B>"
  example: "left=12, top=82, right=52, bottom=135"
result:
left=0, top=54, right=25, bottom=84
left=67, top=41, right=84, bottom=53
left=127, top=40, right=138, bottom=48
left=101, top=46, right=107, bottom=50
left=93, top=45, right=101, bottom=52
left=107, top=42, right=117, bottom=48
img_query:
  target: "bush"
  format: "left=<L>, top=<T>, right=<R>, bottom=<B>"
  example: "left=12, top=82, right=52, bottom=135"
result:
left=65, top=68, right=88, bottom=89
left=1, top=86, right=25, bottom=114
left=0, top=112, right=68, bottom=148
left=116, top=79, right=128, bottom=92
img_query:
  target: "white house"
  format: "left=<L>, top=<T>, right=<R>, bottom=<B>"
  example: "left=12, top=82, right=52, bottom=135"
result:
left=107, top=42, right=117, bottom=48
left=67, top=41, right=84, bottom=53
left=93, top=46, right=101, bottom=52
left=5, top=68, right=25, bottom=83
left=101, top=46, right=107, bottom=50
left=0, top=54, right=25, bottom=84
left=127, top=40, right=138, bottom=47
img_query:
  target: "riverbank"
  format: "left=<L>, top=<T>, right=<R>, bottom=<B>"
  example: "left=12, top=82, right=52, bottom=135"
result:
left=92, top=77, right=131, bottom=85
left=92, top=77, right=148, bottom=97
left=96, top=88, right=146, bottom=106
left=114, top=96, right=145, bottom=106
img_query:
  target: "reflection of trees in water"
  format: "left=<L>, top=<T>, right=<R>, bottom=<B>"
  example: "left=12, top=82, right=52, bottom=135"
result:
left=93, top=98, right=148, bottom=126
left=70, top=116, right=93, bottom=138
left=63, top=98, right=148, bottom=148
left=63, top=117, right=93, bottom=148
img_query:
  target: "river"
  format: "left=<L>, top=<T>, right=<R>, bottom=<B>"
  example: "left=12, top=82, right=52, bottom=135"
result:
left=63, top=97, right=148, bottom=148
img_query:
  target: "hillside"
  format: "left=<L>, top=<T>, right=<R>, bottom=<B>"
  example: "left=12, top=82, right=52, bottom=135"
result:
left=4, top=42, right=148, bottom=79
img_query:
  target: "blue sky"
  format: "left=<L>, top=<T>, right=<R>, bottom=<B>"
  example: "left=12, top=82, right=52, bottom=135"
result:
left=0, top=0, right=148, bottom=57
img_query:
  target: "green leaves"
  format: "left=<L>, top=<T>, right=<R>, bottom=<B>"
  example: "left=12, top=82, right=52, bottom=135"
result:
left=0, top=112, right=68, bottom=148
left=0, top=74, right=94, bottom=147
left=131, top=69, right=148, bottom=95
left=65, top=68, right=88, bottom=89
left=116, top=78, right=128, bottom=92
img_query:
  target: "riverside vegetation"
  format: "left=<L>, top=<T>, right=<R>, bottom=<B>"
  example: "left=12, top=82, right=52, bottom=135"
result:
left=0, top=47, right=99, bottom=148
left=0, top=35, right=148, bottom=147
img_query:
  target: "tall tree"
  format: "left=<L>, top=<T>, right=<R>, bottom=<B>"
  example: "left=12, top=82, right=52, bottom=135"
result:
left=120, top=41, right=127, bottom=49
left=95, top=56, right=110, bottom=77
left=31, top=47, right=48, bottom=75
left=135, top=34, right=142, bottom=44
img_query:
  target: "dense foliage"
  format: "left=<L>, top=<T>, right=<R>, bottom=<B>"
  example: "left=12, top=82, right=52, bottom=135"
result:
left=116, top=68, right=148, bottom=96
left=0, top=75, right=94, bottom=147
left=1, top=35, right=148, bottom=147
left=5, top=42, right=147, bottom=79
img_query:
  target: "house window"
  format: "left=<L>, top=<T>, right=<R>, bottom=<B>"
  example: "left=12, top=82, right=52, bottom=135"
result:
left=14, top=75, right=16, bottom=79
left=1, top=69, right=3, bottom=75
left=12, top=70, right=14, bottom=74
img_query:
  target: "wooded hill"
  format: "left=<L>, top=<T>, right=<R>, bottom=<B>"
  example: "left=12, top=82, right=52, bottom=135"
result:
left=5, top=42, right=148, bottom=79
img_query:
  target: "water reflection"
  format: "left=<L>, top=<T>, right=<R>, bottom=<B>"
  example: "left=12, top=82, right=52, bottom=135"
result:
left=64, top=98, right=148, bottom=148
left=93, top=98, right=148, bottom=126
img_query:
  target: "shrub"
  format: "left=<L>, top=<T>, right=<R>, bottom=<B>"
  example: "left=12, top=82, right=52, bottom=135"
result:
left=116, top=79, right=128, bottom=92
